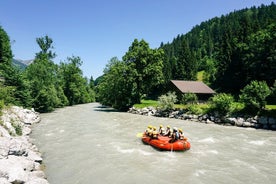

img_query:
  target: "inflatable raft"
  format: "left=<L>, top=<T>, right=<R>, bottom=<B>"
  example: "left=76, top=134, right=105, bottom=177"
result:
left=142, top=133, right=191, bottom=151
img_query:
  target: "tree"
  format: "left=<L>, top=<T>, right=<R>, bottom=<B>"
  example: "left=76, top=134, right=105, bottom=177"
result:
left=0, top=26, right=31, bottom=107
left=123, top=39, right=164, bottom=103
left=97, top=57, right=134, bottom=110
left=0, top=26, right=12, bottom=65
left=35, top=35, right=56, bottom=60
left=174, top=39, right=197, bottom=80
left=24, top=35, right=60, bottom=112
left=239, top=80, right=271, bottom=112
left=59, top=56, right=93, bottom=105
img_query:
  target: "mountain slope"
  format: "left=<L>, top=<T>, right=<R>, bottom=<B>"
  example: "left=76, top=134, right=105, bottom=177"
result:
left=12, top=59, right=33, bottom=70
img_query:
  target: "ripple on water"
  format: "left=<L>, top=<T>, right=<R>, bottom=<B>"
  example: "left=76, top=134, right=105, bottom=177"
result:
left=192, top=149, right=219, bottom=157
left=197, top=137, right=216, bottom=143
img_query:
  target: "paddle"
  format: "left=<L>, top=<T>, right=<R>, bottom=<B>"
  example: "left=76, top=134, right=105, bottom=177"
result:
left=136, top=132, right=144, bottom=138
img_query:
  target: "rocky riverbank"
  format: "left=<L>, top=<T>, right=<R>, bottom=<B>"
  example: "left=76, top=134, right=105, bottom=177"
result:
left=0, top=106, right=49, bottom=184
left=128, top=107, right=276, bottom=130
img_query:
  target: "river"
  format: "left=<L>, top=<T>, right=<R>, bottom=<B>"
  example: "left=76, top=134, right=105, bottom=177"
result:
left=31, top=103, right=276, bottom=184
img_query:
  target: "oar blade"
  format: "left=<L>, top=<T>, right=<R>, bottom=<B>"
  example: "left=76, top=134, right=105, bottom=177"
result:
left=136, top=132, right=143, bottom=138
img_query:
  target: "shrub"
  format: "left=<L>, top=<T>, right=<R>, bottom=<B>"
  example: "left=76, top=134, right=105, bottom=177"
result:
left=239, top=80, right=271, bottom=112
left=186, top=104, right=203, bottom=115
left=0, top=99, right=4, bottom=110
left=210, top=93, right=234, bottom=116
left=267, top=80, right=276, bottom=104
left=158, top=91, right=177, bottom=111
left=14, top=124, right=22, bottom=136
left=181, top=93, right=198, bottom=104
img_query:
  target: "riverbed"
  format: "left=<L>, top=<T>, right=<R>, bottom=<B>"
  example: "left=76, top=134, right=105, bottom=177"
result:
left=31, top=103, right=276, bottom=184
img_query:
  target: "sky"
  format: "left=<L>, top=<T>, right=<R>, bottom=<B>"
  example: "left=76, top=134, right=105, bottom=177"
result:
left=0, top=0, right=274, bottom=79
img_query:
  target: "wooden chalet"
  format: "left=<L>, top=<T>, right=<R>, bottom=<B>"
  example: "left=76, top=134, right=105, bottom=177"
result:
left=170, top=80, right=216, bottom=100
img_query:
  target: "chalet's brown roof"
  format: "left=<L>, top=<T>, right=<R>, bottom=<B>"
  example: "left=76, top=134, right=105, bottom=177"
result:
left=171, top=80, right=215, bottom=94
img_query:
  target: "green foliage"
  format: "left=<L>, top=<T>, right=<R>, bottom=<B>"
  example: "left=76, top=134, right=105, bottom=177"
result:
left=0, top=26, right=31, bottom=107
left=97, top=39, right=165, bottom=110
left=35, top=35, right=56, bottom=60
left=0, top=25, right=12, bottom=65
left=0, top=99, right=4, bottom=111
left=181, top=93, right=198, bottom=105
left=123, top=39, right=164, bottom=103
left=59, top=56, right=93, bottom=105
left=13, top=123, right=22, bottom=136
left=161, top=3, right=276, bottom=93
left=186, top=104, right=204, bottom=115
left=97, top=57, right=134, bottom=110
left=239, top=80, right=271, bottom=112
left=22, top=36, right=94, bottom=112
left=158, top=92, right=177, bottom=111
left=0, top=83, right=17, bottom=105
left=268, top=80, right=276, bottom=104
left=210, top=93, right=235, bottom=116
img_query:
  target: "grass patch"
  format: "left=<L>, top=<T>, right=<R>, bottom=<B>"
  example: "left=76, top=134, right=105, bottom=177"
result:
left=133, top=100, right=158, bottom=108
left=134, top=99, right=210, bottom=112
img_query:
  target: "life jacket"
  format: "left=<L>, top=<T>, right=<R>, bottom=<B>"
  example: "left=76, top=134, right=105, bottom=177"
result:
left=175, top=131, right=179, bottom=140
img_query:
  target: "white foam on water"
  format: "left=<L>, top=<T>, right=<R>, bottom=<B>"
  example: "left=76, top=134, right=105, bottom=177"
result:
left=45, top=132, right=53, bottom=136
left=198, top=137, right=216, bottom=143
left=207, top=150, right=219, bottom=155
left=137, top=149, right=153, bottom=156
left=249, top=140, right=265, bottom=146
left=115, top=145, right=135, bottom=154
left=59, top=129, right=65, bottom=133
left=194, top=169, right=207, bottom=177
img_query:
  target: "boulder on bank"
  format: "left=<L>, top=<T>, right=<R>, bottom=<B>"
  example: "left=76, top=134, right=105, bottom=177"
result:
left=0, top=106, right=49, bottom=184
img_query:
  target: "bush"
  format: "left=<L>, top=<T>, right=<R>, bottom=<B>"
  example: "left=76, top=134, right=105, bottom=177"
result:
left=181, top=93, right=198, bottom=104
left=239, top=80, right=271, bottom=112
left=186, top=104, right=203, bottom=115
left=0, top=100, right=4, bottom=110
left=158, top=91, right=177, bottom=111
left=13, top=123, right=22, bottom=136
left=267, top=80, right=276, bottom=104
left=210, top=93, right=234, bottom=116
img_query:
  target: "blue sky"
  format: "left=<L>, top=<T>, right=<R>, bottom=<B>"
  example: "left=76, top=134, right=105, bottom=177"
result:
left=0, top=0, right=274, bottom=78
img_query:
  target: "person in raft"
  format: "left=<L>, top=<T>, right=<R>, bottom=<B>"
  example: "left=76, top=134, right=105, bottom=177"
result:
left=145, top=125, right=152, bottom=136
left=158, top=125, right=165, bottom=136
left=151, top=126, right=158, bottom=139
left=178, top=128, right=185, bottom=140
left=169, top=127, right=180, bottom=143
left=164, top=125, right=172, bottom=137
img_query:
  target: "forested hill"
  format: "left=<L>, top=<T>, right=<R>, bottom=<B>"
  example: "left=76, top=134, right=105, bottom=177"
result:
left=160, top=2, right=276, bottom=94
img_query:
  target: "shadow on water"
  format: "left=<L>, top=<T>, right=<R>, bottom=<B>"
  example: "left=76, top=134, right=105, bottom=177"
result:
left=93, top=105, right=120, bottom=112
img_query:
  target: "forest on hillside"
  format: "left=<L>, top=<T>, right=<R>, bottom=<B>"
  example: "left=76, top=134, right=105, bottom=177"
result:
left=160, top=2, right=276, bottom=94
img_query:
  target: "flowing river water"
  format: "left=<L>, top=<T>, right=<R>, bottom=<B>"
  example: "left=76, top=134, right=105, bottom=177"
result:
left=31, top=103, right=276, bottom=184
